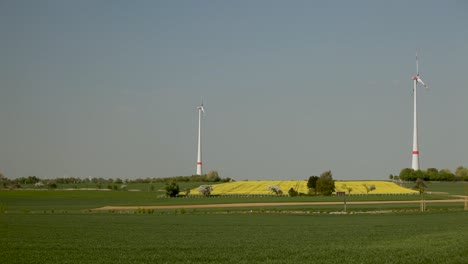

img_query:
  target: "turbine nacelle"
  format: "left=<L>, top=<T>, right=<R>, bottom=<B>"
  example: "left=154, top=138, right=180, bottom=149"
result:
left=197, top=105, right=205, bottom=113
left=412, top=75, right=428, bottom=89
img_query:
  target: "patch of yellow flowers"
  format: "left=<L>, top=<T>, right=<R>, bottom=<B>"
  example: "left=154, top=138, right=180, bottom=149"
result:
left=188, top=180, right=418, bottom=195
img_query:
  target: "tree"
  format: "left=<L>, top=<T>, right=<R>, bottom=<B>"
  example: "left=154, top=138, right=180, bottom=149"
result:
left=16, top=176, right=41, bottom=184
left=341, top=184, right=353, bottom=194
left=198, top=185, right=213, bottom=196
left=268, top=185, right=282, bottom=195
left=399, top=168, right=417, bottom=181
left=413, top=178, right=427, bottom=194
left=307, top=176, right=319, bottom=195
left=399, top=168, right=412, bottom=181
left=316, top=170, right=335, bottom=196
left=164, top=181, right=180, bottom=197
left=206, top=170, right=220, bottom=182
left=455, top=166, right=468, bottom=181
left=0, top=172, right=7, bottom=188
left=439, top=169, right=455, bottom=181
left=363, top=184, right=376, bottom=194
left=414, top=178, right=427, bottom=211
left=425, top=168, right=439, bottom=181
left=414, top=170, right=426, bottom=181
left=288, top=187, right=298, bottom=197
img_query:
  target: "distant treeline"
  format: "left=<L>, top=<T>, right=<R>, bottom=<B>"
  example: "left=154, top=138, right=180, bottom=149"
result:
left=0, top=170, right=232, bottom=186
left=392, top=166, right=468, bottom=182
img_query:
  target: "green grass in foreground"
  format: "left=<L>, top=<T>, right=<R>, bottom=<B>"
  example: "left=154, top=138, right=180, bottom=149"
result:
left=1, top=211, right=467, bottom=264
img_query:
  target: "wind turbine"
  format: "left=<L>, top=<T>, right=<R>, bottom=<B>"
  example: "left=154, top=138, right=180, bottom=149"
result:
left=411, top=49, right=429, bottom=171
left=196, top=101, right=205, bottom=175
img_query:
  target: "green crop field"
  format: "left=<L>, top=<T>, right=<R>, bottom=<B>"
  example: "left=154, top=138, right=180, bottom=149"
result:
left=410, top=181, right=468, bottom=196
left=1, top=212, right=467, bottom=264
left=0, top=181, right=465, bottom=214
left=1, top=182, right=467, bottom=263
left=0, top=189, right=461, bottom=214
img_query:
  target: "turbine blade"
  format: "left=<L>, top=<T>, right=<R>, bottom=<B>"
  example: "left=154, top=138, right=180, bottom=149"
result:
left=416, top=77, right=428, bottom=89
left=416, top=49, right=419, bottom=76
left=200, top=98, right=205, bottom=114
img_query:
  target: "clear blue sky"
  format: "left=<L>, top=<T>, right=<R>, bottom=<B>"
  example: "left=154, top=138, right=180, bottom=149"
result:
left=1, top=1, right=467, bottom=180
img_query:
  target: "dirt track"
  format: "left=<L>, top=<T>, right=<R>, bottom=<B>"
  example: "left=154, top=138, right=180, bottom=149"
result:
left=93, top=199, right=467, bottom=211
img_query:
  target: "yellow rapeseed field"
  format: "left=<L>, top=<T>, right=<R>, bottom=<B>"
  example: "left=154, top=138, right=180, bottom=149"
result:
left=335, top=181, right=418, bottom=195
left=189, top=180, right=418, bottom=195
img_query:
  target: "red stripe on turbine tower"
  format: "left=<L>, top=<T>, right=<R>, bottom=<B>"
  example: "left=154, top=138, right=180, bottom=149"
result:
left=412, top=151, right=419, bottom=154
left=197, top=162, right=202, bottom=165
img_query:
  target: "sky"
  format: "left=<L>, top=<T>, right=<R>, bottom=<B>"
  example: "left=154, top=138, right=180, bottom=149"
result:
left=0, top=0, right=467, bottom=181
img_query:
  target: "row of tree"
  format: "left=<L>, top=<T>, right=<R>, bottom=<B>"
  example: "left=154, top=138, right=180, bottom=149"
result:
left=0, top=170, right=229, bottom=187
left=164, top=182, right=213, bottom=197
left=394, top=166, right=468, bottom=182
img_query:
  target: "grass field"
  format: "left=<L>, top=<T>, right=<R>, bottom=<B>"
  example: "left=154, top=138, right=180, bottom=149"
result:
left=1, top=180, right=465, bottom=214
left=407, top=181, right=468, bottom=196
left=1, top=212, right=467, bottom=264
left=17, top=181, right=204, bottom=194
left=1, top=182, right=467, bottom=263
left=0, top=189, right=460, bottom=214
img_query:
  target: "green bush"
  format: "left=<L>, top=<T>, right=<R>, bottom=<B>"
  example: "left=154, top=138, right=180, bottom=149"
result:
left=288, top=188, right=298, bottom=197
left=164, top=181, right=180, bottom=197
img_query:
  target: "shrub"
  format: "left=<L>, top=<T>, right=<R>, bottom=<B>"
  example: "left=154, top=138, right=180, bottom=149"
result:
left=268, top=185, right=282, bottom=195
left=363, top=184, right=376, bottom=194
left=288, top=187, right=298, bottom=197
left=198, top=185, right=213, bottom=196
left=165, top=181, right=180, bottom=197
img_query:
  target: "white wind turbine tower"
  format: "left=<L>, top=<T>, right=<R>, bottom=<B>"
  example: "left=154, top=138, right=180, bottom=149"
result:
left=411, top=49, right=429, bottom=171
left=196, top=101, right=205, bottom=175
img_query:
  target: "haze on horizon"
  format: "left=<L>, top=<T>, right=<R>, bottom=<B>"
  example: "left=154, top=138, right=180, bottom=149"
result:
left=0, top=1, right=467, bottom=181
